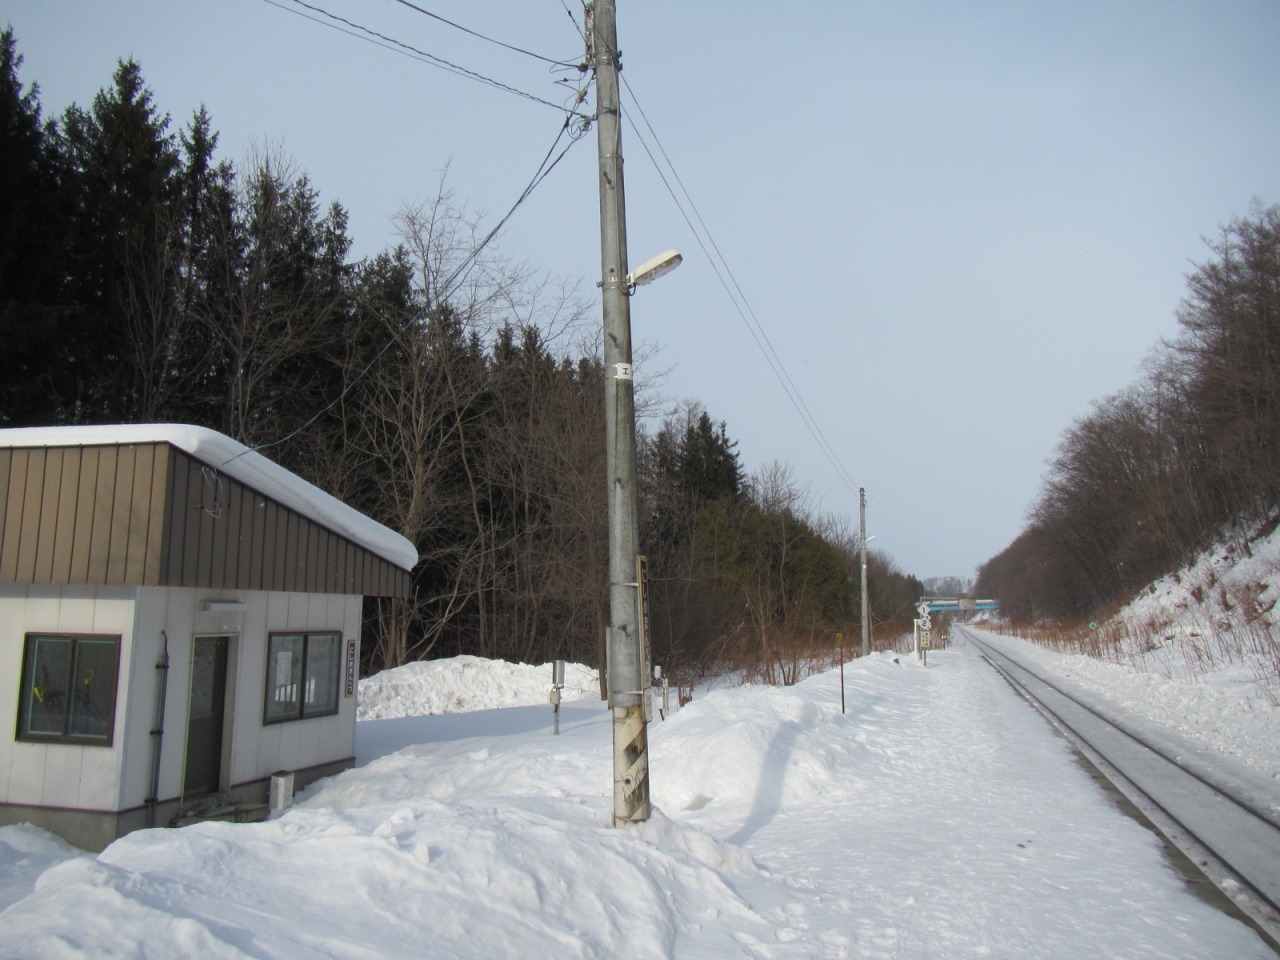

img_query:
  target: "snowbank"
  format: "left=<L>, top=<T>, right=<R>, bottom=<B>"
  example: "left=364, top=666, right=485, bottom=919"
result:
left=357, top=656, right=601, bottom=720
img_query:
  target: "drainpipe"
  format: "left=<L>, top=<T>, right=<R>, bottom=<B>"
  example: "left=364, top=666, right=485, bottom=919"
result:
left=146, top=631, right=170, bottom=828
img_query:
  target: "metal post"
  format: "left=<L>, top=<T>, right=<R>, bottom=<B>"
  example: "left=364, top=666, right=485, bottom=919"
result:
left=551, top=659, right=565, bottom=735
left=860, top=488, right=871, bottom=657
left=590, top=0, right=649, bottom=826
left=837, top=633, right=845, bottom=713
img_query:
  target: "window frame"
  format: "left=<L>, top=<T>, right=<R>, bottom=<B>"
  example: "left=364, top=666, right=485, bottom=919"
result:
left=15, top=633, right=122, bottom=747
left=262, top=632, right=342, bottom=725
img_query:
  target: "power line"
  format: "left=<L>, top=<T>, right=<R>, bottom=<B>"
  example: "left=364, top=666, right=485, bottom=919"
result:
left=622, top=87, right=860, bottom=496
left=387, top=0, right=580, bottom=67
left=259, top=0, right=587, bottom=117
left=217, top=117, right=583, bottom=470
left=619, top=77, right=863, bottom=499
left=558, top=0, right=586, bottom=43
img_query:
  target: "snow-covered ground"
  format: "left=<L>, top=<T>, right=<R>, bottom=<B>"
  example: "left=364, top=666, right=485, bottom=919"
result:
left=356, top=655, right=601, bottom=720
left=1, top=646, right=1273, bottom=958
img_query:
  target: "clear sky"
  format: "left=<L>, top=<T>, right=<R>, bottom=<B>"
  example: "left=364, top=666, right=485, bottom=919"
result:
left=7, top=0, right=1280, bottom=582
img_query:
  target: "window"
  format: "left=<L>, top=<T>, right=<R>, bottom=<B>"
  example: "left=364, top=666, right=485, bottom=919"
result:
left=264, top=633, right=341, bottom=723
left=17, top=634, right=120, bottom=745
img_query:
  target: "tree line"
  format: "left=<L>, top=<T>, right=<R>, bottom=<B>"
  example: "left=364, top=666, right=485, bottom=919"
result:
left=978, top=203, right=1280, bottom=622
left=0, top=32, right=925, bottom=682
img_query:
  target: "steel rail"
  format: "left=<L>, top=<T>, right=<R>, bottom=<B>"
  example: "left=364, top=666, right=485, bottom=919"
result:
left=966, top=629, right=1280, bottom=833
left=959, top=626, right=1280, bottom=947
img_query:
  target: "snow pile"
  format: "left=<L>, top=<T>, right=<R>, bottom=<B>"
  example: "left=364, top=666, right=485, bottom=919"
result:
left=1, top=650, right=1271, bottom=958
left=357, top=656, right=600, bottom=720
left=0, top=803, right=757, bottom=959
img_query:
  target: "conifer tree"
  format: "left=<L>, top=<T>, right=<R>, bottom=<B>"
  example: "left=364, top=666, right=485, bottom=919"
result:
left=0, top=28, right=68, bottom=425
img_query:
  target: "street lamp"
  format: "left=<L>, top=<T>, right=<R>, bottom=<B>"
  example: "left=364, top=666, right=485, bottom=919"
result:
left=626, top=250, right=682, bottom=290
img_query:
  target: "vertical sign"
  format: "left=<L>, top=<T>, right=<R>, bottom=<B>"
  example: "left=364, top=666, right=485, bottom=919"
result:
left=637, top=555, right=652, bottom=722
left=344, top=638, right=358, bottom=698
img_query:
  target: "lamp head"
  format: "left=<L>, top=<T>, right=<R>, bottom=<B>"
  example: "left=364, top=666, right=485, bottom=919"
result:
left=626, top=250, right=682, bottom=289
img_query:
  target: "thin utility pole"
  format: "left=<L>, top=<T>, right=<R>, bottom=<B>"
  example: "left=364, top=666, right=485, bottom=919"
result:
left=589, top=0, right=650, bottom=827
left=860, top=487, right=871, bottom=657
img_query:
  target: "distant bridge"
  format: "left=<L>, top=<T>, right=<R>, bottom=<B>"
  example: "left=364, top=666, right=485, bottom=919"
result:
left=921, top=596, right=999, bottom=613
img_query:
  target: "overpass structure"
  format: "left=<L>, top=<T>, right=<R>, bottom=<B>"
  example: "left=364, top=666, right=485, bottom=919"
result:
left=921, top=596, right=1000, bottom=614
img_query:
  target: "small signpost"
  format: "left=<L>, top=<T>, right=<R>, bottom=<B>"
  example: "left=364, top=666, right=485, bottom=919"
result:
left=550, top=659, right=566, bottom=735
left=654, top=665, right=670, bottom=720
left=915, top=600, right=932, bottom=665
left=836, top=632, right=845, bottom=713
left=344, top=639, right=358, bottom=698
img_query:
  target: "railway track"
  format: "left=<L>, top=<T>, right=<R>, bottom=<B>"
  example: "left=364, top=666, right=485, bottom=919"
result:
left=957, top=626, right=1280, bottom=949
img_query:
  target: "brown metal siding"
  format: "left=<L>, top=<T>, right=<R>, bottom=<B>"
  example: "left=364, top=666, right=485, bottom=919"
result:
left=0, top=449, right=10, bottom=579
left=1, top=449, right=28, bottom=580
left=32, top=447, right=62, bottom=582
left=0, top=442, right=409, bottom=596
left=252, top=491, right=270, bottom=591
left=104, top=444, right=135, bottom=584
left=86, top=446, right=117, bottom=583
left=68, top=446, right=98, bottom=583
left=15, top=448, right=44, bottom=582
left=146, top=444, right=170, bottom=584
left=324, top=529, right=337, bottom=593
left=236, top=485, right=254, bottom=590
left=122, top=444, right=157, bottom=585
left=49, top=448, right=82, bottom=584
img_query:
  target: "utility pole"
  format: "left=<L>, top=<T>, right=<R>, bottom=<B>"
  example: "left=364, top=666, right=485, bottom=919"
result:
left=860, top=487, right=871, bottom=657
left=589, top=0, right=650, bottom=827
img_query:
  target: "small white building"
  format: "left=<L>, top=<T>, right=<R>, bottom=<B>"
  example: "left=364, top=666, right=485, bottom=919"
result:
left=0, top=425, right=416, bottom=850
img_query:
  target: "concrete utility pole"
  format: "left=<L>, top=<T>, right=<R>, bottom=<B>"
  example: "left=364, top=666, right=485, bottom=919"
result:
left=860, top=487, right=871, bottom=657
left=589, top=0, right=650, bottom=826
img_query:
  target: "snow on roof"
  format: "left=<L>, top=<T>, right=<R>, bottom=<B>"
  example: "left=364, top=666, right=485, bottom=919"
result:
left=0, top=424, right=417, bottom=572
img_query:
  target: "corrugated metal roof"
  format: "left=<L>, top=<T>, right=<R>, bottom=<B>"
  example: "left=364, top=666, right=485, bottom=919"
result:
left=0, top=425, right=416, bottom=571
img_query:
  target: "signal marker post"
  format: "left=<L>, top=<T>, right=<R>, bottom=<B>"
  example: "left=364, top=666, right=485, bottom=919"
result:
left=836, top=632, right=845, bottom=713
left=550, top=659, right=565, bottom=735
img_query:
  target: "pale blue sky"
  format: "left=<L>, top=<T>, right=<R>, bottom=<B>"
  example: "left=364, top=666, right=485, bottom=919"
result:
left=7, top=0, right=1280, bottom=581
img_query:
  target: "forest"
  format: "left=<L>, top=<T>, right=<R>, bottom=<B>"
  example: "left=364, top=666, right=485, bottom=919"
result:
left=978, top=203, right=1280, bottom=623
left=0, top=31, right=925, bottom=684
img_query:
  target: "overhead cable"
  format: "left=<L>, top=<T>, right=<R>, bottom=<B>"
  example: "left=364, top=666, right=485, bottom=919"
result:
left=619, top=76, right=863, bottom=498
left=387, top=0, right=580, bottom=67
left=260, top=0, right=587, bottom=116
